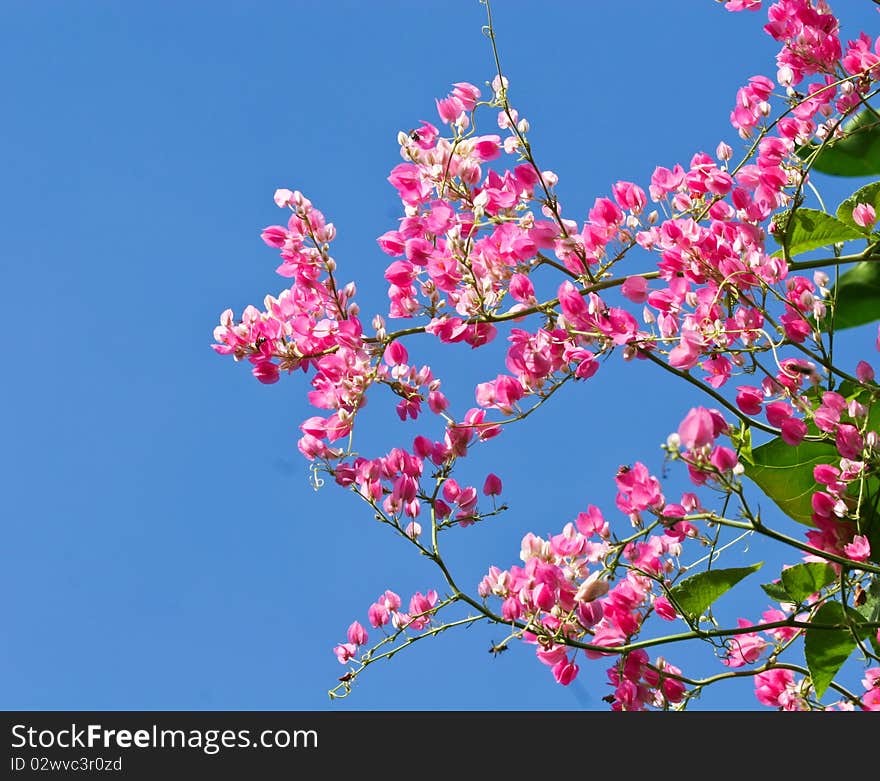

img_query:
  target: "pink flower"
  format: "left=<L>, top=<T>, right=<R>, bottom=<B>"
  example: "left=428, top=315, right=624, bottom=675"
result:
left=780, top=418, right=807, bottom=446
left=483, top=473, right=503, bottom=496
left=856, top=361, right=875, bottom=383
left=552, top=657, right=580, bottom=686
left=836, top=424, right=864, bottom=460
left=862, top=668, right=880, bottom=711
left=334, top=643, right=358, bottom=664
left=451, top=82, right=481, bottom=111
left=843, top=535, right=871, bottom=562
left=436, top=96, right=464, bottom=124
left=347, top=621, right=368, bottom=646
left=725, top=0, right=761, bottom=10
left=653, top=595, right=677, bottom=621
left=736, top=386, right=764, bottom=415
left=754, top=668, right=804, bottom=710
left=678, top=407, right=725, bottom=450
left=621, top=276, right=649, bottom=303
left=251, top=360, right=280, bottom=384
left=508, top=273, right=535, bottom=303
left=723, top=619, right=769, bottom=667
left=853, top=202, right=877, bottom=229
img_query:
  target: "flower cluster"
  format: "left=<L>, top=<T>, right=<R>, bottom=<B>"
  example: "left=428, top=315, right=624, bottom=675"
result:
left=216, top=0, right=880, bottom=710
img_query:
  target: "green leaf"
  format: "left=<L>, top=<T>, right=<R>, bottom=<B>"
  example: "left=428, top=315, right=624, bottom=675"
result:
left=669, top=563, right=763, bottom=621
left=771, top=208, right=862, bottom=258
left=729, top=424, right=753, bottom=466
left=744, top=438, right=839, bottom=525
left=761, top=581, right=792, bottom=602
left=780, top=563, right=837, bottom=603
left=804, top=601, right=872, bottom=699
left=856, top=578, right=880, bottom=654
left=825, top=261, right=880, bottom=330
left=836, top=181, right=880, bottom=232
left=798, top=109, right=880, bottom=177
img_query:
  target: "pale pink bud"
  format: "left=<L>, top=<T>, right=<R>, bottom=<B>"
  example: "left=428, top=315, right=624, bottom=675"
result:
left=777, top=65, right=794, bottom=87
left=574, top=572, right=609, bottom=603
left=405, top=521, right=422, bottom=540
left=716, top=141, right=733, bottom=161
left=273, top=188, right=294, bottom=207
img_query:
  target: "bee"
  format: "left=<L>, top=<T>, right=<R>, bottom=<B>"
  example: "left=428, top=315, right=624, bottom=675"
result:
left=488, top=641, right=509, bottom=657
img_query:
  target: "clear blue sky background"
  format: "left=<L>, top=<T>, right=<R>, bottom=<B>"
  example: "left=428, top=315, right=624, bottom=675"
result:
left=2, top=1, right=878, bottom=711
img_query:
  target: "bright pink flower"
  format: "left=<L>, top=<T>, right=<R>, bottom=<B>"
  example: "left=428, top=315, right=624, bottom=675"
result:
left=347, top=621, right=368, bottom=646
left=736, top=386, right=764, bottom=415
left=483, top=473, right=503, bottom=496
left=725, top=0, right=761, bottom=10
left=436, top=96, right=464, bottom=124
left=552, top=657, right=580, bottom=686
left=615, top=462, right=664, bottom=514
left=754, top=668, right=804, bottom=710
left=853, top=202, right=876, bottom=229
left=843, top=535, right=871, bottom=562
left=780, top=417, right=807, bottom=446
left=384, top=340, right=409, bottom=366
left=836, top=424, right=864, bottom=460
left=508, top=273, right=535, bottom=303
left=856, top=361, right=875, bottom=383
left=251, top=360, right=280, bottom=384
left=334, top=643, right=358, bottom=664
left=611, top=181, right=647, bottom=212
left=723, top=619, right=769, bottom=667
left=471, top=135, right=502, bottom=161
left=621, top=276, right=649, bottom=303
left=451, top=82, right=481, bottom=111
left=653, top=595, right=677, bottom=621
left=765, top=401, right=792, bottom=428
left=710, top=445, right=739, bottom=472
left=862, top=669, right=880, bottom=711
left=678, top=407, right=724, bottom=450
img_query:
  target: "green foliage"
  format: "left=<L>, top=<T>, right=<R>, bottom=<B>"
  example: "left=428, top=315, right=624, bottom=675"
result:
left=804, top=601, right=873, bottom=699
left=855, top=578, right=880, bottom=654
left=744, top=438, right=838, bottom=525
left=824, top=261, right=880, bottom=330
left=781, top=563, right=837, bottom=603
left=760, top=564, right=835, bottom=605
left=761, top=580, right=793, bottom=602
left=836, top=181, right=880, bottom=232
left=669, top=563, right=763, bottom=621
left=798, top=109, right=880, bottom=177
left=771, top=208, right=862, bottom=258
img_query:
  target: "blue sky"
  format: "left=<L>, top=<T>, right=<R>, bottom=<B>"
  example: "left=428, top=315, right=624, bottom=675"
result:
left=2, top=1, right=878, bottom=710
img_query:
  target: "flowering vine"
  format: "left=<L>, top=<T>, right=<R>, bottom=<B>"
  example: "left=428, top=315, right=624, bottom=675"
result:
left=214, top=0, right=880, bottom=710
